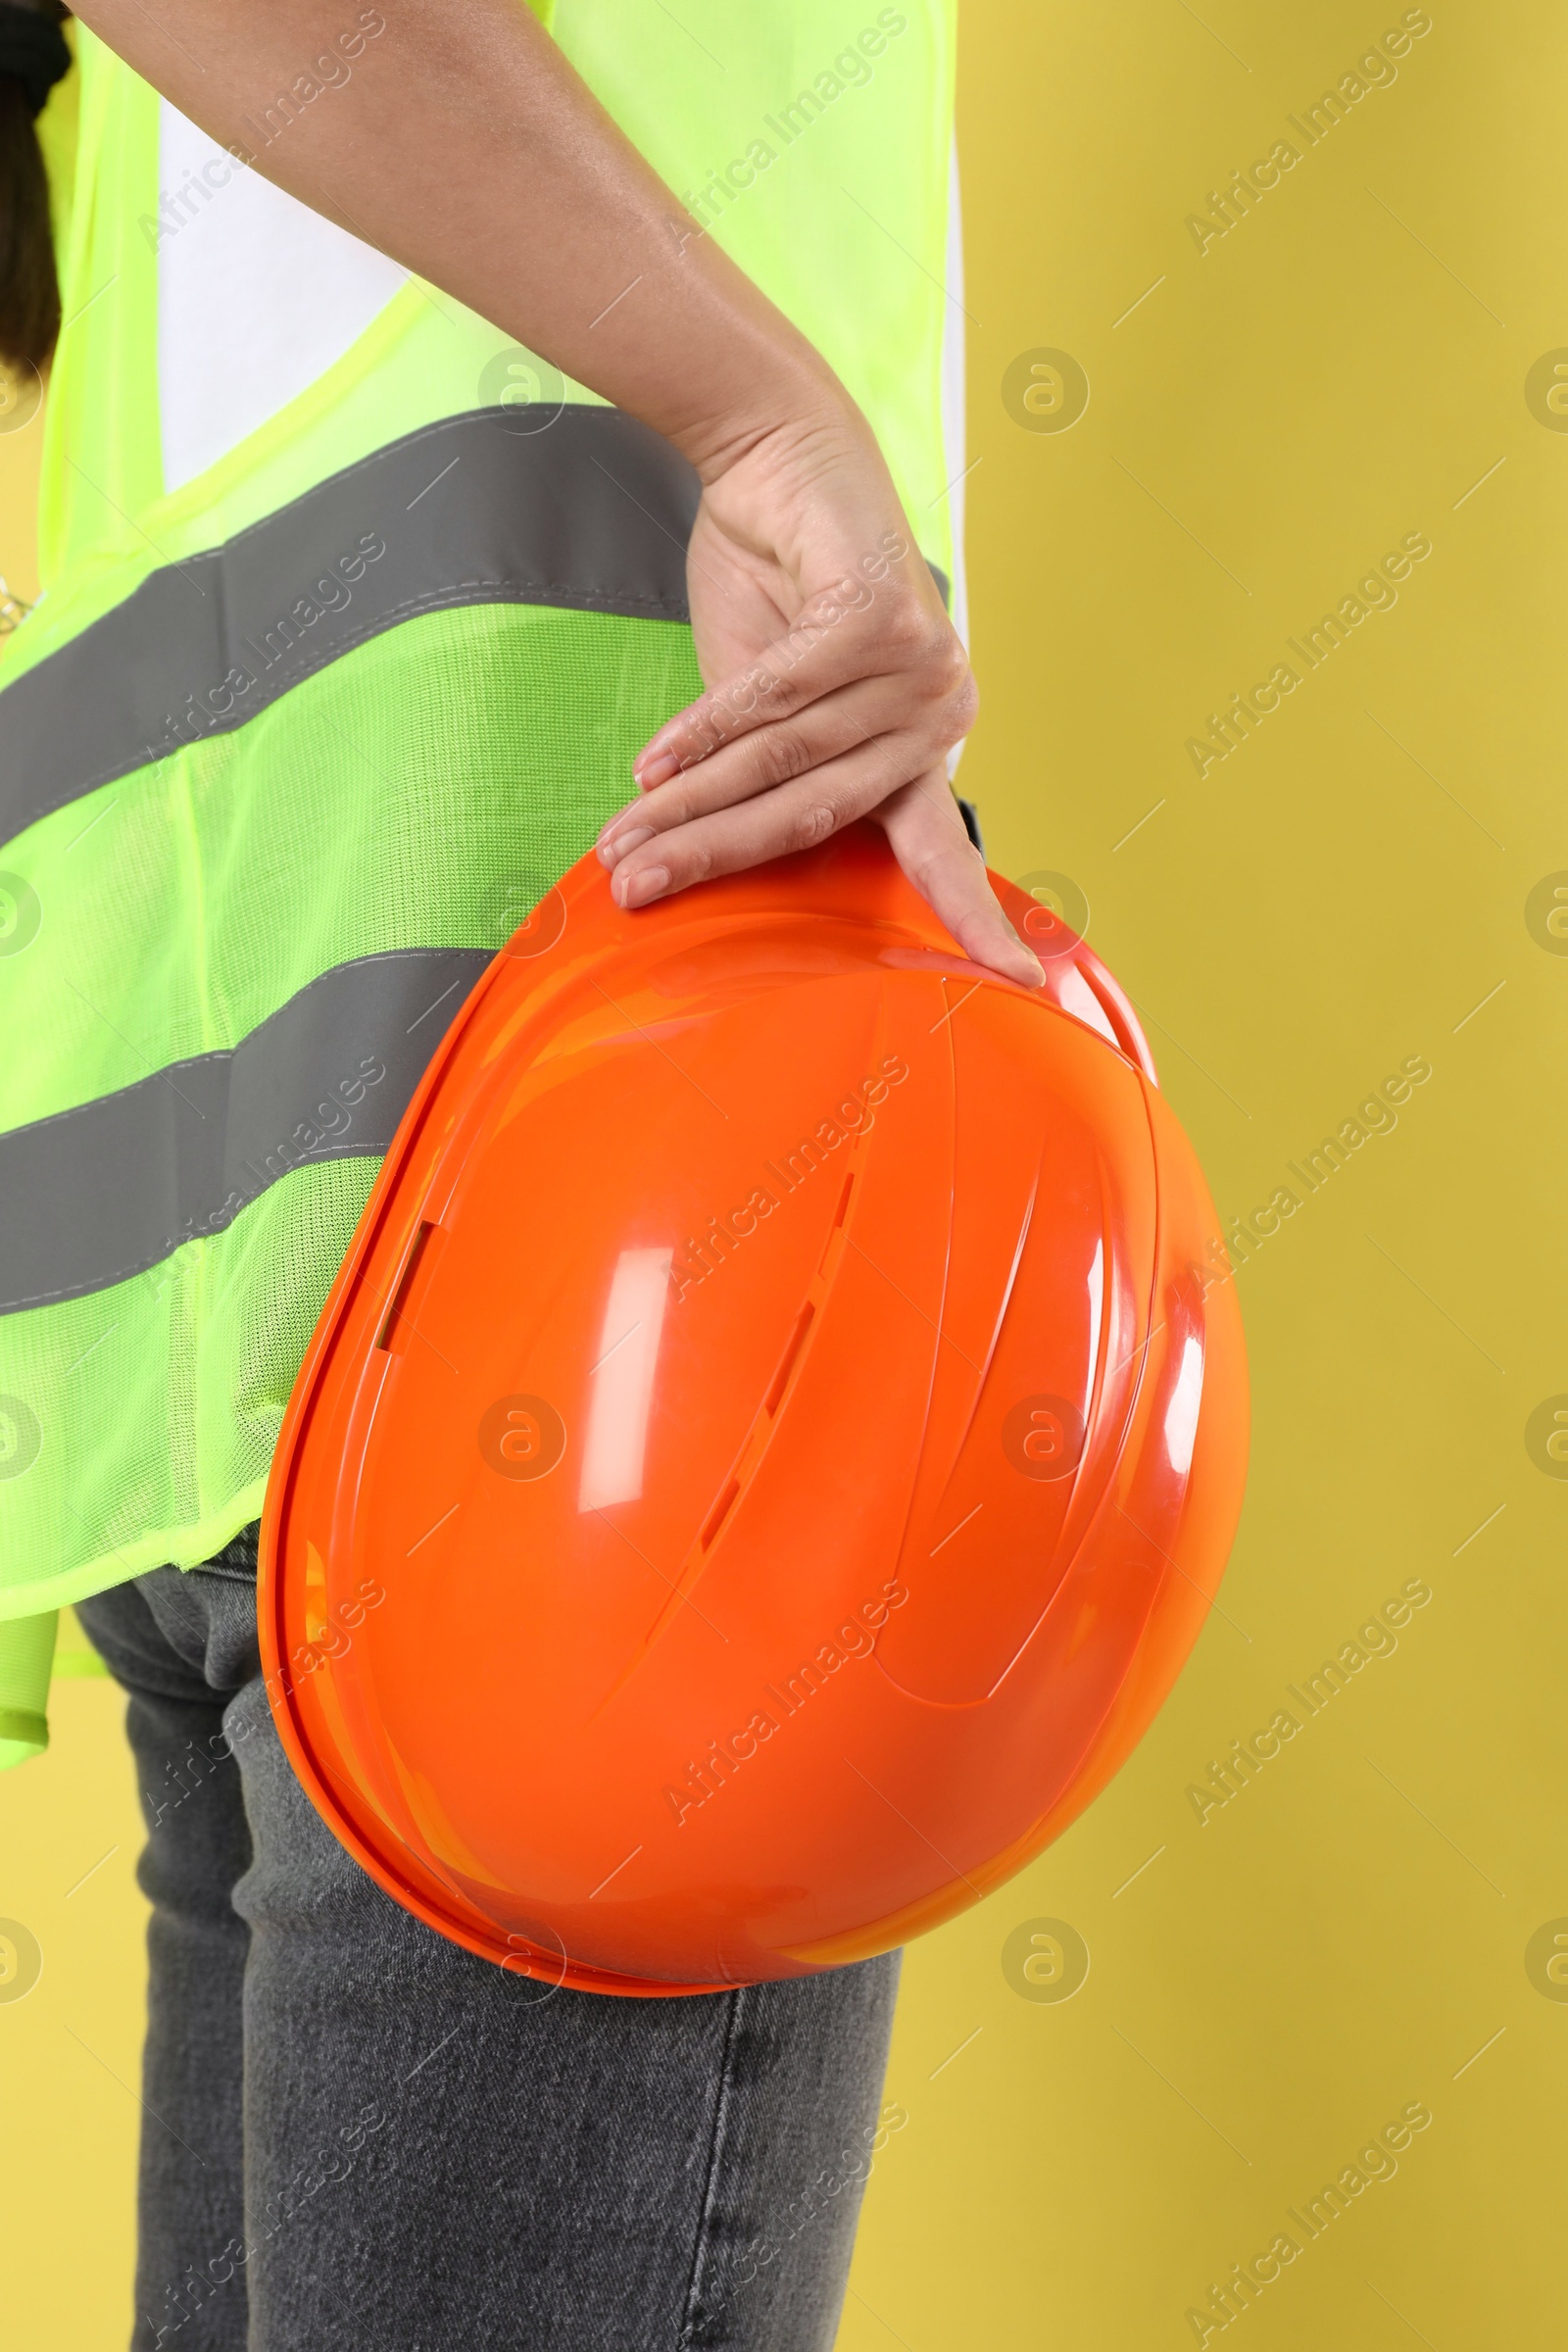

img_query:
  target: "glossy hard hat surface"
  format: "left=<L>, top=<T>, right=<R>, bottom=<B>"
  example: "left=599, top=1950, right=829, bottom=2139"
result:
left=259, top=822, right=1249, bottom=1996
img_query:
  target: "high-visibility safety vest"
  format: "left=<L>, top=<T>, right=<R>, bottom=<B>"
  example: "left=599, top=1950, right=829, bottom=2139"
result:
left=0, top=1, right=964, bottom=1764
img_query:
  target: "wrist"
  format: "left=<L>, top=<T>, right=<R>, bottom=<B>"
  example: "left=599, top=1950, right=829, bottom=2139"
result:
left=657, top=320, right=867, bottom=487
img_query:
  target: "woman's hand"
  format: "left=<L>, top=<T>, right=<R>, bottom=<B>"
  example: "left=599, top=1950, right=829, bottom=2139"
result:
left=598, top=406, right=1045, bottom=990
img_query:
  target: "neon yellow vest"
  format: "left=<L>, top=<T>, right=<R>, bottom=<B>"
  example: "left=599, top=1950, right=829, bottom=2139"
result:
left=0, top=0, right=959, bottom=1764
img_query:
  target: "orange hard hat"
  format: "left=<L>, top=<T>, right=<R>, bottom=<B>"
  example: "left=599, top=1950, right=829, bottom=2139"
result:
left=258, top=821, right=1248, bottom=1996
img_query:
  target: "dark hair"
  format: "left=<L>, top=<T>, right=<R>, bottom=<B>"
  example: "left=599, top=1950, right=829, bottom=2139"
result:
left=0, top=4, right=72, bottom=374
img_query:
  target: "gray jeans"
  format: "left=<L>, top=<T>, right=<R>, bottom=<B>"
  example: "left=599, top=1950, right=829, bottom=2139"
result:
left=76, top=1532, right=901, bottom=2352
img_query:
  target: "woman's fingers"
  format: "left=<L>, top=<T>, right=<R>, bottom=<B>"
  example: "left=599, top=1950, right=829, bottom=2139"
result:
left=599, top=672, right=912, bottom=861
left=604, top=734, right=918, bottom=906
left=875, top=776, right=1046, bottom=990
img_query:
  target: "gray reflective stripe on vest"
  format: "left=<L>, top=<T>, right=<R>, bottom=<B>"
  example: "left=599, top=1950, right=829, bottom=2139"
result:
left=0, top=406, right=701, bottom=844
left=0, top=947, right=492, bottom=1312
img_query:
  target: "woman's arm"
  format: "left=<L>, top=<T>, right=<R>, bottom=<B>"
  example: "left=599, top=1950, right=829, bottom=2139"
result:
left=72, top=0, right=1043, bottom=985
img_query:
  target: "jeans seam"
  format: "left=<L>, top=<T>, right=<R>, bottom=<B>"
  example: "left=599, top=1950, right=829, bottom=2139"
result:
left=676, top=1984, right=748, bottom=2351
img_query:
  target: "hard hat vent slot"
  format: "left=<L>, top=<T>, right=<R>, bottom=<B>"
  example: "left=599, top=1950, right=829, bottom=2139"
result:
left=375, top=1221, right=441, bottom=1354
left=700, top=1477, right=741, bottom=1553
left=763, top=1301, right=815, bottom=1417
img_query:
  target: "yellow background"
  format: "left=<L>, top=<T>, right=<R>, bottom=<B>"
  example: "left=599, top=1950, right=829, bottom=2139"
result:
left=3, top=1, right=1563, bottom=2343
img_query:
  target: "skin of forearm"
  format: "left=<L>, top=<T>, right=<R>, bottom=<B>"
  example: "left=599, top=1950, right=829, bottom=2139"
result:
left=71, top=0, right=866, bottom=477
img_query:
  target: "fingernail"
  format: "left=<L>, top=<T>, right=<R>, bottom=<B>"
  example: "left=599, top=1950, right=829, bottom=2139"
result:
left=599, top=824, right=655, bottom=867
left=634, top=751, right=680, bottom=788
left=617, top=863, right=669, bottom=908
